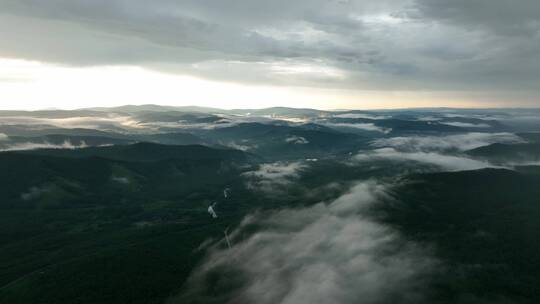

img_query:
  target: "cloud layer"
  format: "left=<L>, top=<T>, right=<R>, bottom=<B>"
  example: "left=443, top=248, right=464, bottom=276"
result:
left=0, top=140, right=89, bottom=152
left=354, top=132, right=529, bottom=171
left=1, top=0, right=539, bottom=105
left=173, top=182, right=435, bottom=304
left=354, top=148, right=499, bottom=171
left=371, top=132, right=524, bottom=152
left=324, top=122, right=391, bottom=134
left=243, top=162, right=308, bottom=193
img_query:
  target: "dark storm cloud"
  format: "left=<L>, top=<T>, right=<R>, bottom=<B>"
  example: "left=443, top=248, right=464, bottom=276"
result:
left=0, top=0, right=539, bottom=103
left=413, top=0, right=540, bottom=37
left=409, top=0, right=540, bottom=91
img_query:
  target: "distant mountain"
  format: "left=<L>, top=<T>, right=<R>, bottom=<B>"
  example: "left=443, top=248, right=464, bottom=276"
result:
left=14, top=142, right=251, bottom=162
left=228, top=106, right=328, bottom=117
left=375, top=119, right=464, bottom=133
left=85, top=104, right=181, bottom=113
left=83, top=104, right=330, bottom=117
left=195, top=122, right=365, bottom=159
left=130, top=132, right=205, bottom=146
left=321, top=116, right=473, bottom=135
left=0, top=125, right=208, bottom=147
left=0, top=125, right=127, bottom=138
left=133, top=111, right=224, bottom=124
left=85, top=104, right=225, bottom=114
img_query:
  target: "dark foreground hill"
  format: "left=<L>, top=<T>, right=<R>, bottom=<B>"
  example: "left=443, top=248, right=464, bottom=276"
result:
left=382, top=168, right=540, bottom=303
left=2, top=145, right=540, bottom=304
left=0, top=145, right=258, bottom=304
left=14, top=142, right=250, bottom=162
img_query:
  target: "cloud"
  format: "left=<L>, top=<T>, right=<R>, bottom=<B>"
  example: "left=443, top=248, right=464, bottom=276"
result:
left=441, top=113, right=499, bottom=121
left=324, top=122, right=391, bottom=133
left=1, top=0, right=539, bottom=103
left=172, top=181, right=435, bottom=304
left=285, top=135, right=309, bottom=144
left=415, top=116, right=442, bottom=122
left=361, top=131, right=532, bottom=171
left=243, top=161, right=308, bottom=193
left=333, top=113, right=390, bottom=120
left=413, top=0, right=540, bottom=37
left=21, top=185, right=51, bottom=201
left=371, top=132, right=524, bottom=152
left=223, top=141, right=254, bottom=152
left=0, top=115, right=141, bottom=131
left=270, top=116, right=311, bottom=124
left=440, top=122, right=491, bottom=128
left=354, top=148, right=499, bottom=171
left=137, top=114, right=283, bottom=131
left=0, top=140, right=89, bottom=152
left=111, top=176, right=130, bottom=184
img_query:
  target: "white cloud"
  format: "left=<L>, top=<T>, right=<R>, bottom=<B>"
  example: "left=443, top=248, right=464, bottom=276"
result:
left=440, top=122, right=491, bottom=128
left=174, top=181, right=435, bottom=304
left=21, top=185, right=51, bottom=201
left=441, top=113, right=499, bottom=120
left=0, top=115, right=141, bottom=131
left=415, top=116, right=442, bottom=121
left=371, top=133, right=524, bottom=152
left=324, top=122, right=391, bottom=133
left=332, top=113, right=389, bottom=120
left=243, top=161, right=308, bottom=193
left=0, top=140, right=89, bottom=152
left=111, top=176, right=130, bottom=184
left=354, top=148, right=500, bottom=171
left=285, top=135, right=309, bottom=144
left=138, top=114, right=284, bottom=131
left=508, top=160, right=540, bottom=167
left=270, top=116, right=310, bottom=123
left=223, top=141, right=254, bottom=151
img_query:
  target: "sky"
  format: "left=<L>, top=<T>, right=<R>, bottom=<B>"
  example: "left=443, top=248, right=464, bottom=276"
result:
left=0, top=0, right=539, bottom=110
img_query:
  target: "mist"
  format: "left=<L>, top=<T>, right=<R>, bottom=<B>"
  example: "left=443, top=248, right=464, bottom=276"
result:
left=171, top=181, right=436, bottom=304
